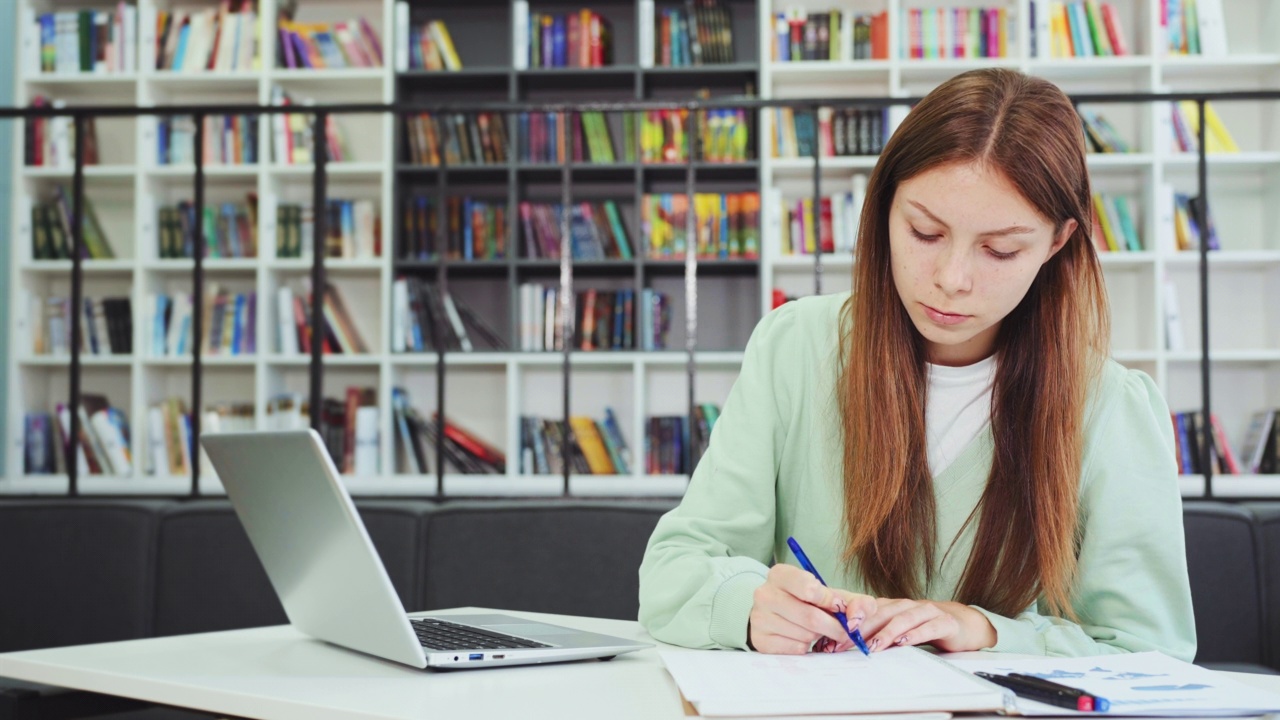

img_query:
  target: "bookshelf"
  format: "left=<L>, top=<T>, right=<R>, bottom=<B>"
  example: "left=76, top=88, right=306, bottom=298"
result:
left=5, top=0, right=1280, bottom=498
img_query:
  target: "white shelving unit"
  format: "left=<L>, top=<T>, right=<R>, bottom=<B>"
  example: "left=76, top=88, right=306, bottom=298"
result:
left=6, top=0, right=1279, bottom=497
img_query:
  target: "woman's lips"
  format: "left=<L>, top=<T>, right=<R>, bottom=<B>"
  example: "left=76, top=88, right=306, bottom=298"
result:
left=922, top=304, right=970, bottom=326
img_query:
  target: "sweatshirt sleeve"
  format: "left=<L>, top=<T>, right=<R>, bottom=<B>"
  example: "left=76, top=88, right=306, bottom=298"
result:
left=970, top=368, right=1197, bottom=661
left=637, top=303, right=799, bottom=650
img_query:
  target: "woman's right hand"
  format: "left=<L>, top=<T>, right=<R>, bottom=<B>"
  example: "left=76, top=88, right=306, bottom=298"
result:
left=748, top=564, right=878, bottom=654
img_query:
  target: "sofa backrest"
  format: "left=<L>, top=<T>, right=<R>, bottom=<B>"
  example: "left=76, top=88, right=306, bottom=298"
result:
left=1182, top=502, right=1267, bottom=665
left=0, top=501, right=166, bottom=652
left=419, top=501, right=674, bottom=620
left=152, top=500, right=433, bottom=637
left=0, top=499, right=1276, bottom=671
left=1248, top=503, right=1280, bottom=670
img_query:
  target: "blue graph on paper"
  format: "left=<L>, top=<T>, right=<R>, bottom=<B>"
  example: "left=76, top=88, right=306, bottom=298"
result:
left=1134, top=684, right=1213, bottom=692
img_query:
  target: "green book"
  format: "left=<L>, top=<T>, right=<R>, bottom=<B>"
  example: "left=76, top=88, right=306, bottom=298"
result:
left=46, top=205, right=69, bottom=259
left=1114, top=196, right=1141, bottom=251
left=31, top=205, right=51, bottom=260
left=623, top=112, right=637, bottom=162
left=79, top=11, right=92, bottom=72
left=198, top=207, right=213, bottom=258
left=80, top=195, right=114, bottom=259
left=603, top=201, right=632, bottom=259
left=1084, top=0, right=1111, bottom=56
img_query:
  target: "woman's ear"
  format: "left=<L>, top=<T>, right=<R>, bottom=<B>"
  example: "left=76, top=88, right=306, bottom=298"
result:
left=1048, top=218, right=1078, bottom=259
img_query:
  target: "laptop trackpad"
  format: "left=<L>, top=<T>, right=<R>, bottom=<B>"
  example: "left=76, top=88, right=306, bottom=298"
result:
left=483, top=623, right=579, bottom=637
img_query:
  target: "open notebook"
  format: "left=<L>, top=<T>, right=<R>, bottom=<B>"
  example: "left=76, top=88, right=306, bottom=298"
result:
left=661, top=646, right=1280, bottom=718
left=661, top=645, right=1007, bottom=717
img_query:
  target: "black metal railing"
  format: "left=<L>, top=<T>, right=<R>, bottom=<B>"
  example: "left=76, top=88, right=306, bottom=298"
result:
left=3, top=88, right=1277, bottom=500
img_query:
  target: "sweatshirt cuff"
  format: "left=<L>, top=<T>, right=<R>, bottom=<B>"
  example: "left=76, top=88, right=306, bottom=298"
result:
left=971, top=606, right=1046, bottom=655
left=709, top=571, right=768, bottom=650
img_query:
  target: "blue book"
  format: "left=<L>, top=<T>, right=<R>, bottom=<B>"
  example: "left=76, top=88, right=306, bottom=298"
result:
left=602, top=408, right=630, bottom=474
left=341, top=200, right=356, bottom=252
left=85, top=11, right=97, bottom=72
left=541, top=19, right=553, bottom=67
left=1069, top=3, right=1091, bottom=57
left=174, top=24, right=190, bottom=70
left=231, top=294, right=246, bottom=354
left=40, top=15, right=55, bottom=72
left=611, top=292, right=624, bottom=349
left=553, top=16, right=566, bottom=67
left=463, top=199, right=474, bottom=260
left=157, top=118, right=169, bottom=164
left=718, top=194, right=730, bottom=258
left=177, top=310, right=191, bottom=355
left=529, top=418, right=549, bottom=474
left=154, top=294, right=169, bottom=355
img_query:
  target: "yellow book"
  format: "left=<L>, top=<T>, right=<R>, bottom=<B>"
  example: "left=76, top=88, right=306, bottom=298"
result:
left=429, top=21, right=463, bottom=71
left=778, top=195, right=791, bottom=255
left=1172, top=203, right=1192, bottom=251
left=801, top=198, right=816, bottom=254
left=1092, top=194, right=1119, bottom=252
left=569, top=416, right=615, bottom=474
left=1202, top=102, right=1240, bottom=153
left=1178, top=101, right=1237, bottom=154
left=1055, top=3, right=1073, bottom=56
left=1049, top=2, right=1066, bottom=58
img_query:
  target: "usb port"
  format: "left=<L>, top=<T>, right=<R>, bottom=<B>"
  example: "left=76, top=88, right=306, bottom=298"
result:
left=492, top=654, right=505, bottom=660
left=469, top=653, right=484, bottom=661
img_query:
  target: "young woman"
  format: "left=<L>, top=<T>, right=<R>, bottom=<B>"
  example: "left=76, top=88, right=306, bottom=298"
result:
left=637, top=68, right=1196, bottom=660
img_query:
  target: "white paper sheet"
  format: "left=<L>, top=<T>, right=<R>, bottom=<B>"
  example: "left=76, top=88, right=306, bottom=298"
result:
left=947, top=651, right=1280, bottom=716
left=660, top=645, right=1006, bottom=717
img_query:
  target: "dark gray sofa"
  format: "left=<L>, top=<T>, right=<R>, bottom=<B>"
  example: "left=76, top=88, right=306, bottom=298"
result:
left=1, top=499, right=1277, bottom=719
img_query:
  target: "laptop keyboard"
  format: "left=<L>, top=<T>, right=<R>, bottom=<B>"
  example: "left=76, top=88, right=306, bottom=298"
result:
left=411, top=618, right=553, bottom=651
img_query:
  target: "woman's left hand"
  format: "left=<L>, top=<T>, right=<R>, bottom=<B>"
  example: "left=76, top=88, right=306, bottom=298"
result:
left=857, top=598, right=997, bottom=653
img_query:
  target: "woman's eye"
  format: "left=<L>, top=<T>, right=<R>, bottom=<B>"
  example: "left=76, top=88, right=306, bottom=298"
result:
left=909, top=228, right=938, bottom=242
left=988, top=248, right=1019, bottom=261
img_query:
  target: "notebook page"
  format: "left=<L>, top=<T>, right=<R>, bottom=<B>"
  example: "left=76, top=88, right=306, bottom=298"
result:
left=947, top=651, right=1280, bottom=716
left=660, top=645, right=1006, bottom=717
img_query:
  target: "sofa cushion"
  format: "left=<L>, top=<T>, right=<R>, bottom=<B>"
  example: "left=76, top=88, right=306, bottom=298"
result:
left=420, top=501, right=675, bottom=620
left=153, top=500, right=432, bottom=637
left=0, top=501, right=165, bottom=653
left=1182, top=502, right=1266, bottom=665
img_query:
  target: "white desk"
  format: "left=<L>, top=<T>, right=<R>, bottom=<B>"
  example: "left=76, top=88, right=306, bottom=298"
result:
left=0, top=608, right=1277, bottom=720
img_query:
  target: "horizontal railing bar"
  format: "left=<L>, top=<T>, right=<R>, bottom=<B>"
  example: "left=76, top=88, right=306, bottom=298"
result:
left=1, top=89, right=1278, bottom=119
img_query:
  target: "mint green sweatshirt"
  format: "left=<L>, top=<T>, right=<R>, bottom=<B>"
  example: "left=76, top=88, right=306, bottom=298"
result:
left=638, top=292, right=1196, bottom=660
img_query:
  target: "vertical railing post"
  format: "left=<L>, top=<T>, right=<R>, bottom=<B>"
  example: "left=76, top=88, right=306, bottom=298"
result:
left=559, top=114, right=574, bottom=495
left=434, top=120, right=448, bottom=496
left=191, top=113, right=207, bottom=496
left=811, top=104, right=823, bottom=296
left=67, top=112, right=87, bottom=495
left=310, top=111, right=329, bottom=436
left=1193, top=99, right=1214, bottom=496
left=684, top=105, right=698, bottom=476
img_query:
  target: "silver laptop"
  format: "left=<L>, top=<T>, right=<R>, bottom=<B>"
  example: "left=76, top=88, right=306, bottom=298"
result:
left=201, top=429, right=651, bottom=669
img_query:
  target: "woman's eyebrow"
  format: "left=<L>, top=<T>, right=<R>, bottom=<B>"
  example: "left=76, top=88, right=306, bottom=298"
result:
left=907, top=200, right=1036, bottom=238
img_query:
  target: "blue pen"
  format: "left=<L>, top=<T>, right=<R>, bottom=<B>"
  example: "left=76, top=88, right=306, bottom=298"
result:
left=786, top=536, right=870, bottom=656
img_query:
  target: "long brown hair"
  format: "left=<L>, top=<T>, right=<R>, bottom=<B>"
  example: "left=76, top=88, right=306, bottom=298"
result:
left=837, top=68, right=1110, bottom=618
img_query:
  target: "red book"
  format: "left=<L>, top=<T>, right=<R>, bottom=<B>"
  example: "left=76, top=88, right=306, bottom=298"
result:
left=436, top=414, right=505, bottom=469
left=343, top=387, right=359, bottom=473
left=292, top=295, right=310, bottom=353
left=589, top=12, right=601, bottom=66
left=1101, top=3, right=1129, bottom=56
left=819, top=197, right=834, bottom=253
left=1209, top=413, right=1241, bottom=474
left=567, top=13, right=580, bottom=68
left=872, top=12, right=888, bottom=59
